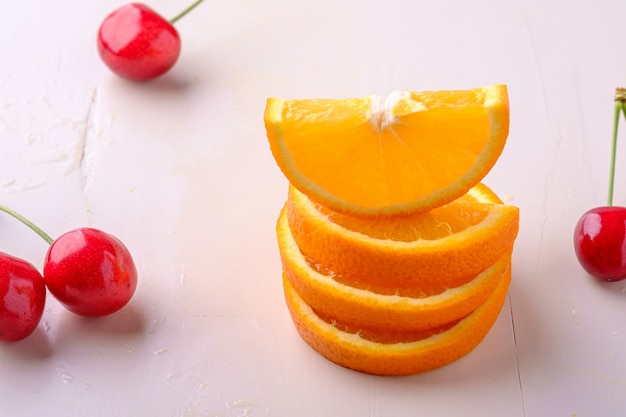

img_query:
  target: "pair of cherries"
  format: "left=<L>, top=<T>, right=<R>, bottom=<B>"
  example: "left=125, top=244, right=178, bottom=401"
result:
left=0, top=206, right=137, bottom=342
left=0, top=1, right=201, bottom=341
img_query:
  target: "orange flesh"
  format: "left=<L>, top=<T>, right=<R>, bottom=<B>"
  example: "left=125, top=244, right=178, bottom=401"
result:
left=265, top=85, right=509, bottom=216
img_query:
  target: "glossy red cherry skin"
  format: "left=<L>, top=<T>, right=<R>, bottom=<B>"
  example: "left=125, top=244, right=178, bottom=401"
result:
left=574, top=206, right=626, bottom=281
left=43, top=228, right=137, bottom=316
left=97, top=3, right=181, bottom=81
left=0, top=252, right=46, bottom=342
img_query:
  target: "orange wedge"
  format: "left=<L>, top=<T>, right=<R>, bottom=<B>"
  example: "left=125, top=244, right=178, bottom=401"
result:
left=264, top=85, right=509, bottom=217
left=285, top=183, right=519, bottom=296
left=283, top=265, right=512, bottom=376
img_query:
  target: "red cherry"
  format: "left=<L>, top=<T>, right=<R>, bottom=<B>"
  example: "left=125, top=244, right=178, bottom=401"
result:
left=0, top=252, right=46, bottom=342
left=574, top=88, right=626, bottom=281
left=43, top=228, right=138, bottom=317
left=97, top=3, right=181, bottom=81
left=97, top=1, right=204, bottom=81
left=574, top=207, right=626, bottom=281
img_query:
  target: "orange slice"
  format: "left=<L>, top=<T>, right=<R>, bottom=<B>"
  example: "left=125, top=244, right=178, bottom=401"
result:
left=285, top=183, right=519, bottom=296
left=283, top=265, right=512, bottom=376
left=264, top=85, right=509, bottom=217
left=278, top=201, right=510, bottom=331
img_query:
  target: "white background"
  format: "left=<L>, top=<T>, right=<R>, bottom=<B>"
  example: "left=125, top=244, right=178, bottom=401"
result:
left=1, top=1, right=626, bottom=416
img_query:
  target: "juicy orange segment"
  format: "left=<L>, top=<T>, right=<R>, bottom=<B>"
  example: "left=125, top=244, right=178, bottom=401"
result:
left=283, top=265, right=512, bottom=376
left=285, top=183, right=519, bottom=296
left=264, top=85, right=509, bottom=217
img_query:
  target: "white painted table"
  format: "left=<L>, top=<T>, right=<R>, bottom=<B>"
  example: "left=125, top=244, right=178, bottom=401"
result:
left=1, top=1, right=625, bottom=416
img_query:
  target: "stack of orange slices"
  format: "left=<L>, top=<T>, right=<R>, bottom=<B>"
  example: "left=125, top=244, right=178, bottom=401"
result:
left=264, top=85, right=519, bottom=376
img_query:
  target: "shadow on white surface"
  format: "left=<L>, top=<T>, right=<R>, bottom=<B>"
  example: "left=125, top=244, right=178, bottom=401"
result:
left=107, top=71, right=198, bottom=95
left=589, top=273, right=626, bottom=295
left=0, top=327, right=53, bottom=361
left=50, top=302, right=146, bottom=349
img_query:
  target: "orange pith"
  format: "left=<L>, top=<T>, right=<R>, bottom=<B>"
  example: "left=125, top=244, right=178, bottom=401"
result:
left=286, top=183, right=519, bottom=296
left=264, top=85, right=509, bottom=217
left=283, top=266, right=512, bottom=376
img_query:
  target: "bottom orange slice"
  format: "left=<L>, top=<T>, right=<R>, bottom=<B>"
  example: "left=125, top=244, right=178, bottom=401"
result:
left=283, top=265, right=511, bottom=376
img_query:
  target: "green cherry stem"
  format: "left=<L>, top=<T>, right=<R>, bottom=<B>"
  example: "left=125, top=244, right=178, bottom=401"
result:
left=170, top=0, right=205, bottom=24
left=0, top=205, right=53, bottom=245
left=608, top=88, right=626, bottom=206
left=609, top=88, right=626, bottom=206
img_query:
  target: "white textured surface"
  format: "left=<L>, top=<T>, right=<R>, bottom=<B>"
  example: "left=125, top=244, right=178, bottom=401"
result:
left=1, top=1, right=626, bottom=416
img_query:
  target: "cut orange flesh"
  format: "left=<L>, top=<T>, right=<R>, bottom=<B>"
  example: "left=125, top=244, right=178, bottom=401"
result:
left=264, top=85, right=509, bottom=217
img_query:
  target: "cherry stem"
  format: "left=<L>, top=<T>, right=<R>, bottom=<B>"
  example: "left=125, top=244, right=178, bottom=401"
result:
left=609, top=88, right=626, bottom=206
left=0, top=205, right=53, bottom=245
left=170, top=0, right=205, bottom=24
